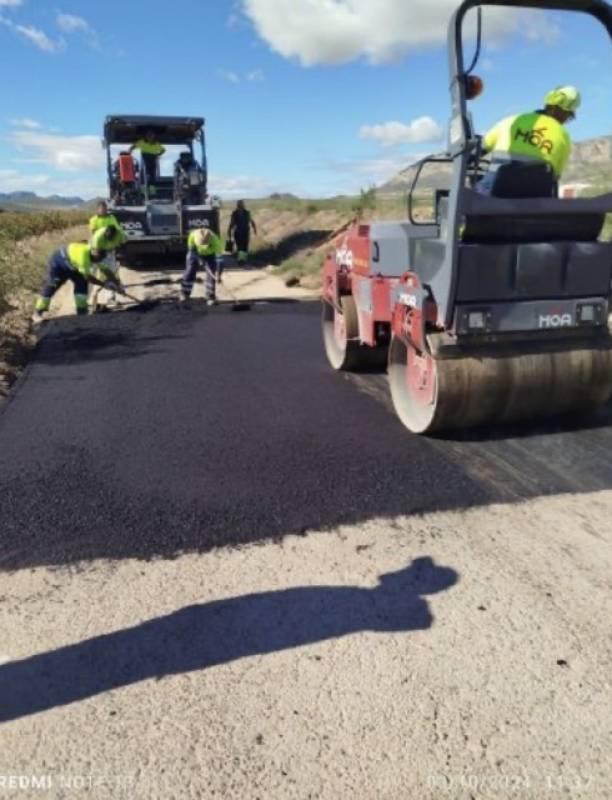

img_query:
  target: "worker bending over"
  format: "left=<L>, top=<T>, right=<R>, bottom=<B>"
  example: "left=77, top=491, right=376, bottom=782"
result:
left=228, top=200, right=257, bottom=266
left=129, top=129, right=165, bottom=186
left=181, top=223, right=223, bottom=306
left=33, top=230, right=122, bottom=322
left=89, top=201, right=127, bottom=305
left=478, top=85, right=580, bottom=195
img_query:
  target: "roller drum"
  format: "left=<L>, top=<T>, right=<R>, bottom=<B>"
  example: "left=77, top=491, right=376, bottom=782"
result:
left=388, top=335, right=612, bottom=434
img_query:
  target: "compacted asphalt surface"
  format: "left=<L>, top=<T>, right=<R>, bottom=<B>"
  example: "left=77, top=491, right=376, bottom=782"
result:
left=2, top=300, right=612, bottom=572
left=0, top=300, right=492, bottom=571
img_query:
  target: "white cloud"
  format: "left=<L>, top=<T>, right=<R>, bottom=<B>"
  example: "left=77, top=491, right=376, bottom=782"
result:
left=219, top=69, right=241, bottom=83
left=0, top=0, right=22, bottom=7
left=219, top=68, right=264, bottom=83
left=210, top=173, right=279, bottom=198
left=242, top=0, right=558, bottom=66
left=0, top=15, right=62, bottom=52
left=0, top=169, right=50, bottom=191
left=10, top=117, right=41, bottom=129
left=9, top=130, right=104, bottom=172
left=0, top=169, right=104, bottom=198
left=56, top=13, right=89, bottom=33
left=359, top=116, right=443, bottom=147
left=56, top=11, right=100, bottom=49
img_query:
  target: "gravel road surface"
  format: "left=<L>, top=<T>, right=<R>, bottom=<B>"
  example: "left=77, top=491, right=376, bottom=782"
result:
left=0, top=270, right=611, bottom=799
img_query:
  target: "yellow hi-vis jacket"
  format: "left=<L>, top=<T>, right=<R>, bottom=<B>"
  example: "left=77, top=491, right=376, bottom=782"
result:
left=64, top=243, right=94, bottom=277
left=483, top=110, right=571, bottom=178
left=89, top=212, right=122, bottom=233
left=133, top=138, right=165, bottom=156
left=187, top=230, right=223, bottom=257
left=91, top=225, right=127, bottom=251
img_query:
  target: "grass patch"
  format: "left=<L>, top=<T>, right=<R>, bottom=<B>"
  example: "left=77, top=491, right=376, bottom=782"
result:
left=0, top=209, right=89, bottom=242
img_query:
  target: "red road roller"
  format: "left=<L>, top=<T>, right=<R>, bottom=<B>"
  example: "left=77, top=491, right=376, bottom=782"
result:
left=322, top=0, right=612, bottom=434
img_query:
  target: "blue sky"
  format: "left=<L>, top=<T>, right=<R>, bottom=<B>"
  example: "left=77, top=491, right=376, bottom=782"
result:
left=0, top=0, right=610, bottom=199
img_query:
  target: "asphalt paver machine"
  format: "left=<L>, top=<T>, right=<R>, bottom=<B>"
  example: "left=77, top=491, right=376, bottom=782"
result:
left=104, top=115, right=221, bottom=264
left=322, top=0, right=612, bottom=433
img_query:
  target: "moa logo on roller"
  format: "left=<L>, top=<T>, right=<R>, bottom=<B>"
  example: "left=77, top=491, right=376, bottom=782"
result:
left=335, top=239, right=353, bottom=269
left=538, top=313, right=573, bottom=329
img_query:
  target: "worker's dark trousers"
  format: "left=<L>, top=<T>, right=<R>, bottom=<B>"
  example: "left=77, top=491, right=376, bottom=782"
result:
left=36, top=250, right=89, bottom=314
left=142, top=153, right=158, bottom=184
left=181, top=252, right=220, bottom=299
left=234, top=229, right=250, bottom=264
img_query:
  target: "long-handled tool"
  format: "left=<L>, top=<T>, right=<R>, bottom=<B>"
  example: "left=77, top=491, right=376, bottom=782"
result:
left=115, top=285, right=162, bottom=311
left=203, top=263, right=252, bottom=312
left=92, top=279, right=161, bottom=313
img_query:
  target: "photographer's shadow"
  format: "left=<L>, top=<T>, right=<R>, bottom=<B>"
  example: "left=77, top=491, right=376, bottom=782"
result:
left=0, top=557, right=458, bottom=722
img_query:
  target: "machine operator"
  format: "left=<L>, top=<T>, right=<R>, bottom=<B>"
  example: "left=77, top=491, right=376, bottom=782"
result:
left=478, top=85, right=580, bottom=195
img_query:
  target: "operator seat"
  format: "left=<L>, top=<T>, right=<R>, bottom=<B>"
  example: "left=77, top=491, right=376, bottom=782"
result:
left=489, top=161, right=557, bottom=199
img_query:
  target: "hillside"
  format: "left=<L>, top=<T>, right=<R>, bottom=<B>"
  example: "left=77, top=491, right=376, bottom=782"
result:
left=379, top=134, right=612, bottom=196
left=0, top=191, right=86, bottom=210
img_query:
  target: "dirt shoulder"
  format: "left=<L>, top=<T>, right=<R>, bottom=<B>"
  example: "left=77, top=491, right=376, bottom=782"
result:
left=0, top=225, right=88, bottom=399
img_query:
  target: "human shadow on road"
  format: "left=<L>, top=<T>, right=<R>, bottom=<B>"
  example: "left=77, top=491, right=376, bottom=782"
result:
left=0, top=557, right=457, bottom=722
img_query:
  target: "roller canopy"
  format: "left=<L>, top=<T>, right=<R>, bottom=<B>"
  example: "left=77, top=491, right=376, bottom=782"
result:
left=104, top=115, right=205, bottom=145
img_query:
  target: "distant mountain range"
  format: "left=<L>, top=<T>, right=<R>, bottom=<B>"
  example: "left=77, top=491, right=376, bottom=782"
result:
left=379, top=135, right=612, bottom=196
left=0, top=191, right=86, bottom=210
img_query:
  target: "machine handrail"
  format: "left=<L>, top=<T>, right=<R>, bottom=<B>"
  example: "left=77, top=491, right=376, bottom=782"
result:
left=408, top=154, right=453, bottom=226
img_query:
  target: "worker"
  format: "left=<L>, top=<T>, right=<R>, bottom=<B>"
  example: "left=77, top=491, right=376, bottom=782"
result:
left=88, top=208, right=127, bottom=306
left=33, top=236, right=121, bottom=321
left=129, top=129, right=165, bottom=186
left=227, top=200, right=257, bottom=266
left=478, top=85, right=580, bottom=195
left=180, top=222, right=223, bottom=306
left=174, top=151, right=204, bottom=203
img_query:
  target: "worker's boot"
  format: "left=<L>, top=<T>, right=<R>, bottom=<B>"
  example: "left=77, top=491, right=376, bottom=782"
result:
left=206, top=296, right=218, bottom=307
left=179, top=292, right=191, bottom=309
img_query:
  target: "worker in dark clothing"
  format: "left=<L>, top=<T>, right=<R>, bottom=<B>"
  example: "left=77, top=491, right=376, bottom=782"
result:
left=174, top=151, right=205, bottom=203
left=227, top=200, right=257, bottom=266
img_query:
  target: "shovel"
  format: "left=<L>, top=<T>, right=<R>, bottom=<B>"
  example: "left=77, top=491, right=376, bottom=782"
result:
left=202, top=263, right=252, bottom=312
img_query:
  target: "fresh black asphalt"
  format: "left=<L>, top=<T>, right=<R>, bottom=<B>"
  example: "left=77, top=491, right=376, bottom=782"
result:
left=2, top=300, right=612, bottom=572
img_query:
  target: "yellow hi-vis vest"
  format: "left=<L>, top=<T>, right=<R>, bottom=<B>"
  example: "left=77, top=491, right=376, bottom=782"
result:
left=134, top=139, right=165, bottom=156
left=91, top=225, right=127, bottom=251
left=89, top=212, right=121, bottom=233
left=65, top=243, right=93, bottom=277
left=483, top=111, right=571, bottom=178
left=187, top=230, right=222, bottom=257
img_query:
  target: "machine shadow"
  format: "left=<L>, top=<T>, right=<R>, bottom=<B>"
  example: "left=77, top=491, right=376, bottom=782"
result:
left=0, top=557, right=458, bottom=723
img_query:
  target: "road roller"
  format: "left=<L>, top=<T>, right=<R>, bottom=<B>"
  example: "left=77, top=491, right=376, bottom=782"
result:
left=322, top=0, right=612, bottom=434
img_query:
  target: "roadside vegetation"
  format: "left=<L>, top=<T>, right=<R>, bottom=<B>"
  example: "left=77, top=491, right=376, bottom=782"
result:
left=0, top=209, right=89, bottom=311
left=0, top=209, right=89, bottom=241
left=252, top=188, right=428, bottom=287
